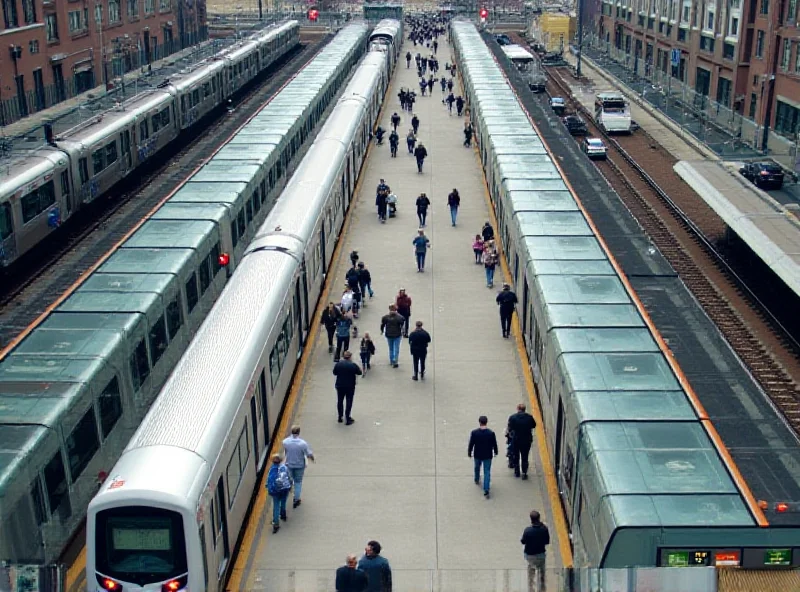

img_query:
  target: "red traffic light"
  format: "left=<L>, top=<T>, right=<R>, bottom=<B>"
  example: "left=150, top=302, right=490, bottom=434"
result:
left=479, top=7, right=488, bottom=18
left=308, top=8, right=318, bottom=20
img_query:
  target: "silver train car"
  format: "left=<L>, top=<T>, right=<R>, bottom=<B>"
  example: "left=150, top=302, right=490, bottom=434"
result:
left=452, top=19, right=800, bottom=570
left=0, top=21, right=300, bottom=269
left=85, top=20, right=401, bottom=592
left=0, top=22, right=370, bottom=566
left=369, top=18, right=404, bottom=68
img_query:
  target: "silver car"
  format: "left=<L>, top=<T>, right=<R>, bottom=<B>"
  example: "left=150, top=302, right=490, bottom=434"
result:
left=583, top=137, right=608, bottom=159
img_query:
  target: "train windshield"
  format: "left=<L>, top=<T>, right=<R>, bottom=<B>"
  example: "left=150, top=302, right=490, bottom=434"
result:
left=95, top=506, right=187, bottom=586
left=600, top=98, right=626, bottom=112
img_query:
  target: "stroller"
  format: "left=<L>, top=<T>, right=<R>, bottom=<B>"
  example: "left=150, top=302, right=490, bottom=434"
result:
left=387, top=193, right=398, bottom=218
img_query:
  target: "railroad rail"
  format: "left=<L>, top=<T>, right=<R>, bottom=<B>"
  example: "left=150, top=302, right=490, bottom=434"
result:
left=539, top=60, right=800, bottom=430
left=0, top=31, right=327, bottom=350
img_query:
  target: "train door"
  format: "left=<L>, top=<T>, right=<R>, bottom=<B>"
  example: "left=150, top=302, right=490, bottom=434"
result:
left=319, top=227, right=327, bottom=275
left=522, top=282, right=529, bottom=338
left=215, top=477, right=230, bottom=573
left=250, top=396, right=259, bottom=471
left=514, top=252, right=519, bottom=285
left=259, top=371, right=269, bottom=452
left=294, top=281, right=303, bottom=355
left=554, top=399, right=564, bottom=490
left=301, top=261, right=310, bottom=334
left=0, top=202, right=14, bottom=265
left=120, top=130, right=132, bottom=172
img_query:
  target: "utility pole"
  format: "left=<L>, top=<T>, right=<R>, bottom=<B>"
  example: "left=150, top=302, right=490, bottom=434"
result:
left=576, top=0, right=584, bottom=77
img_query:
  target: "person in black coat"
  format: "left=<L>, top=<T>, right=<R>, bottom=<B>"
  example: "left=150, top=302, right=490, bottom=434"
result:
left=496, top=283, right=518, bottom=338
left=481, top=222, right=495, bottom=242
left=336, top=554, right=368, bottom=592
left=333, top=351, right=362, bottom=425
left=468, top=416, right=499, bottom=497
left=507, top=403, right=536, bottom=479
left=414, top=143, right=428, bottom=173
left=408, top=321, right=431, bottom=381
left=321, top=302, right=341, bottom=353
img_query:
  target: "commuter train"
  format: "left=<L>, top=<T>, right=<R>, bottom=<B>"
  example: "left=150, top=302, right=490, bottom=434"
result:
left=0, top=22, right=303, bottom=270
left=85, top=19, right=401, bottom=592
left=0, top=22, right=371, bottom=566
left=452, top=19, right=800, bottom=570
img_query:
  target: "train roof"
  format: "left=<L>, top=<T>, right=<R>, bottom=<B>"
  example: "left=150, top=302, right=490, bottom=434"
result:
left=502, top=44, right=535, bottom=61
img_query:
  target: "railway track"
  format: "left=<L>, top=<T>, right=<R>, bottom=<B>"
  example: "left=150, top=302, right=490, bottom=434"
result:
left=0, top=31, right=328, bottom=351
left=540, top=61, right=800, bottom=430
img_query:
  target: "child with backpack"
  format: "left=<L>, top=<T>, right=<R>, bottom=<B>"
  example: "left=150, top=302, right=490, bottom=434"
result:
left=472, top=235, right=484, bottom=264
left=360, top=333, right=376, bottom=374
left=266, top=454, right=293, bottom=533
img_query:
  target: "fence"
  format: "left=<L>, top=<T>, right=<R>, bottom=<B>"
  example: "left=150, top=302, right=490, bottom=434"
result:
left=0, top=27, right=209, bottom=128
left=584, top=35, right=800, bottom=170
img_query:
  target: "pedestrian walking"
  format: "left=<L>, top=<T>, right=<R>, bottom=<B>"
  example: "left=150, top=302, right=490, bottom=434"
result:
left=341, top=284, right=358, bottom=318
left=266, top=454, right=292, bottom=533
left=413, top=229, right=431, bottom=272
left=376, top=188, right=388, bottom=223
left=389, top=130, right=399, bottom=157
left=419, top=77, right=427, bottom=96
left=507, top=403, right=536, bottom=479
left=406, top=51, right=412, bottom=68
left=463, top=122, right=473, bottom=147
left=447, top=188, right=460, bottom=226
left=456, top=95, right=465, bottom=116
left=521, top=510, right=550, bottom=592
left=350, top=249, right=360, bottom=268
left=359, top=333, right=375, bottom=374
left=427, top=76, right=435, bottom=94
left=282, top=426, right=315, bottom=508
left=447, top=78, right=454, bottom=92
left=408, top=320, right=431, bottom=381
left=440, top=77, right=447, bottom=93
left=411, top=114, right=420, bottom=135
left=472, top=235, right=485, bottom=263
left=484, top=241, right=499, bottom=288
left=380, top=304, right=405, bottom=367
left=406, top=129, right=416, bottom=154
left=481, top=221, right=495, bottom=242
left=433, top=39, right=438, bottom=53
left=336, top=554, right=368, bottom=592
left=391, top=112, right=401, bottom=131
left=357, top=262, right=374, bottom=299
left=416, top=192, right=431, bottom=227
left=414, top=142, right=428, bottom=173
left=358, top=541, right=393, bottom=592
left=333, top=351, right=362, bottom=425
left=395, top=288, right=412, bottom=337
left=322, top=302, right=341, bottom=353
left=468, top=415, right=499, bottom=497
left=334, top=312, right=353, bottom=362
left=496, top=283, right=518, bottom=338
left=446, top=92, right=455, bottom=114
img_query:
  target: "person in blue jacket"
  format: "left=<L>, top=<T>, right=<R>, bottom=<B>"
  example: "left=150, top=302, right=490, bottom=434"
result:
left=266, top=454, right=292, bottom=533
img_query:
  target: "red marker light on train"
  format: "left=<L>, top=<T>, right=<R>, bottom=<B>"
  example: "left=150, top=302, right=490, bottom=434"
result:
left=776, top=502, right=789, bottom=513
left=164, top=581, right=181, bottom=591
left=479, top=7, right=488, bottom=19
left=308, top=8, right=318, bottom=21
left=218, top=252, right=230, bottom=266
left=98, top=577, right=122, bottom=591
left=161, top=575, right=188, bottom=592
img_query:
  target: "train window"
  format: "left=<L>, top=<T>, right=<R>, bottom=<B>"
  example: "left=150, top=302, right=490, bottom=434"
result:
left=20, top=180, right=56, bottom=224
left=199, top=524, right=209, bottom=587
left=65, top=406, right=100, bottom=480
left=198, top=256, right=211, bottom=295
left=192, top=89, right=200, bottom=105
left=203, top=81, right=211, bottom=97
left=245, top=195, right=253, bottom=223
left=43, top=451, right=69, bottom=517
left=211, top=77, right=217, bottom=94
left=166, top=297, right=182, bottom=339
left=160, top=107, right=170, bottom=127
left=148, top=315, right=168, bottom=365
left=140, top=119, right=149, bottom=141
left=236, top=208, right=246, bottom=239
left=130, top=337, right=150, bottom=391
left=231, top=216, right=239, bottom=249
left=283, top=312, right=293, bottom=350
left=105, top=142, right=117, bottom=165
left=99, top=376, right=122, bottom=438
left=0, top=202, right=12, bottom=240
left=255, top=371, right=264, bottom=420
left=92, top=149, right=105, bottom=175
left=269, top=348, right=279, bottom=389
left=180, top=95, right=186, bottom=112
left=152, top=114, right=161, bottom=134
left=226, top=426, right=249, bottom=507
left=253, top=188, right=261, bottom=214
left=210, top=241, right=221, bottom=276
left=260, top=179, right=267, bottom=205
left=31, top=477, right=47, bottom=525
left=78, top=157, right=89, bottom=184
left=60, top=170, right=70, bottom=197
left=268, top=167, right=274, bottom=188
left=185, top=273, right=199, bottom=313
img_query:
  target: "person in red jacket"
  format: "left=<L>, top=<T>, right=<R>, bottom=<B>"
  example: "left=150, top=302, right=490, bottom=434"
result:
left=395, top=289, right=412, bottom=338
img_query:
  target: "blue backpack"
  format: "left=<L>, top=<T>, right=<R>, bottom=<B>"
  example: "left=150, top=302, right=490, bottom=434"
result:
left=269, top=465, right=292, bottom=495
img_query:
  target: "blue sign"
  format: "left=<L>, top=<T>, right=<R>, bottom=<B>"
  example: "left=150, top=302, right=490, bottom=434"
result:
left=671, top=48, right=681, bottom=66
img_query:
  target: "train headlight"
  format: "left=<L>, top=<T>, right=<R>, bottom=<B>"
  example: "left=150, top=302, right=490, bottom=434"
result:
left=96, top=575, right=123, bottom=591
left=161, top=575, right=188, bottom=592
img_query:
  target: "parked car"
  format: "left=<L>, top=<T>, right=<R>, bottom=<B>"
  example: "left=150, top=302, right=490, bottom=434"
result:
left=550, top=96, right=566, bottom=115
left=583, top=137, right=608, bottom=159
left=529, top=75, right=547, bottom=93
left=563, top=115, right=588, bottom=135
left=496, top=34, right=512, bottom=45
left=739, top=161, right=785, bottom=189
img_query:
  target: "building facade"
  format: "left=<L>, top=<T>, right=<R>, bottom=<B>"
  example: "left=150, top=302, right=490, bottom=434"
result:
left=595, top=0, right=800, bottom=148
left=0, top=0, right=206, bottom=125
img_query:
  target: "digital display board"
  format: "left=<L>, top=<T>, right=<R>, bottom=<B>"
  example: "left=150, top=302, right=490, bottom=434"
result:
left=112, top=528, right=171, bottom=551
left=764, top=549, right=792, bottom=566
left=660, top=550, right=711, bottom=567
left=714, top=551, right=741, bottom=567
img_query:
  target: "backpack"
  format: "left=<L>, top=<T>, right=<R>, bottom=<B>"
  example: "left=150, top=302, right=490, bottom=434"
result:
left=272, top=465, right=291, bottom=494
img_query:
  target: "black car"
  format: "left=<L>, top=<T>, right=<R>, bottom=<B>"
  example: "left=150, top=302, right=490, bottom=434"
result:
left=528, top=75, right=546, bottom=93
left=739, top=161, right=785, bottom=190
left=496, top=34, right=512, bottom=45
left=563, top=115, right=588, bottom=135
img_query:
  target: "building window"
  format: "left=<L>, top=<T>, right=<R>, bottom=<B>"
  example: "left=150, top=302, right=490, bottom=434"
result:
left=782, top=38, right=792, bottom=70
left=127, top=0, right=138, bottom=18
left=706, top=10, right=714, bottom=29
left=21, top=0, right=34, bottom=24
left=790, top=0, right=798, bottom=22
left=729, top=16, right=738, bottom=36
left=723, top=41, right=735, bottom=60
left=3, top=0, right=18, bottom=28
left=700, top=34, right=715, bottom=52
left=145, top=0, right=153, bottom=14
left=45, top=13, right=58, bottom=41
left=95, top=3, right=102, bottom=24
left=716, top=77, right=732, bottom=106
left=755, top=30, right=764, bottom=57
left=678, top=27, right=687, bottom=41
left=109, top=0, right=120, bottom=22
left=795, top=42, right=800, bottom=72
left=160, top=0, right=169, bottom=11
left=749, top=93, right=757, bottom=118
left=775, top=100, right=800, bottom=136
left=682, top=4, right=689, bottom=21
left=29, top=39, right=38, bottom=53
left=760, top=0, right=768, bottom=14
left=68, top=9, right=84, bottom=33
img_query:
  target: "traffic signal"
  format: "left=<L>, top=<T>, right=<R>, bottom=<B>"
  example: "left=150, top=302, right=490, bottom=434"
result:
left=479, top=7, right=488, bottom=21
left=308, top=8, right=318, bottom=20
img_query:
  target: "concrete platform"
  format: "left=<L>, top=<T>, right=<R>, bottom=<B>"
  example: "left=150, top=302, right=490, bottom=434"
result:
left=674, top=160, right=800, bottom=298
left=230, top=37, right=564, bottom=591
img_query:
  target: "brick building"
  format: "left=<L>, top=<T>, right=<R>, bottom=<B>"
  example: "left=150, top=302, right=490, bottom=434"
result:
left=595, top=0, right=800, bottom=148
left=0, top=0, right=206, bottom=125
